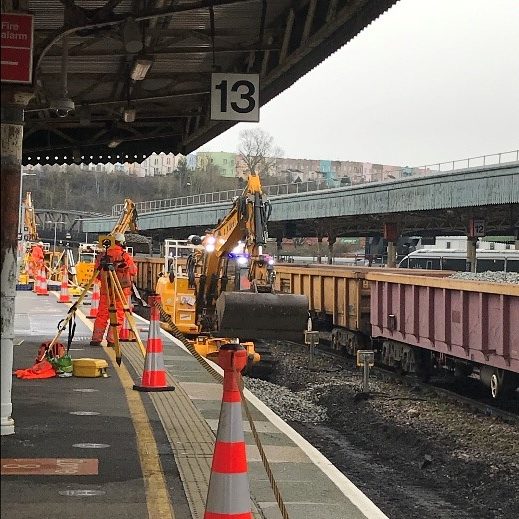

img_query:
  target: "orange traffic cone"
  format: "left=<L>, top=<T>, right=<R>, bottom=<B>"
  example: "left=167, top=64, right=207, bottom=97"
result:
left=58, top=265, right=71, bottom=303
left=133, top=295, right=174, bottom=392
left=87, top=281, right=100, bottom=319
left=33, top=268, right=41, bottom=293
left=38, top=267, right=49, bottom=296
left=204, top=344, right=252, bottom=519
left=120, top=293, right=136, bottom=341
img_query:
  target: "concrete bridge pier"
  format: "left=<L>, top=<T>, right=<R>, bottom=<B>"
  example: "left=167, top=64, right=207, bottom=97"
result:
left=276, top=235, right=283, bottom=257
left=384, top=222, right=399, bottom=268
left=327, top=235, right=336, bottom=265
left=1, top=87, right=33, bottom=436
left=466, top=237, right=477, bottom=273
left=386, top=242, right=397, bottom=268
left=317, top=235, right=323, bottom=264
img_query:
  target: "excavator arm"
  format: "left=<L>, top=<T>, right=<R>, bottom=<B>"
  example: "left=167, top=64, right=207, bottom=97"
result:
left=111, top=198, right=139, bottom=236
left=24, top=192, right=39, bottom=242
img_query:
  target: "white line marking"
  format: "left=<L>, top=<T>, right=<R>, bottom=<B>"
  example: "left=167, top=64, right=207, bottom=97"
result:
left=1, top=60, right=19, bottom=66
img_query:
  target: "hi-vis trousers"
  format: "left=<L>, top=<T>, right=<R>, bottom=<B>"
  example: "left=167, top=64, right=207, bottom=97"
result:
left=91, top=286, right=131, bottom=343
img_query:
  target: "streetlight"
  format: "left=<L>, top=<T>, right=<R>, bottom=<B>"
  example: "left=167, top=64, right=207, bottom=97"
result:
left=46, top=221, right=66, bottom=256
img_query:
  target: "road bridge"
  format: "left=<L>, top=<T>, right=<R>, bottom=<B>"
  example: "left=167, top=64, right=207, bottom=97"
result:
left=83, top=163, right=519, bottom=241
left=34, top=208, right=109, bottom=233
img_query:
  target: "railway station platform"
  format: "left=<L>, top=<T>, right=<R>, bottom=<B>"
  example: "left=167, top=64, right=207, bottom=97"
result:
left=1, top=290, right=388, bottom=519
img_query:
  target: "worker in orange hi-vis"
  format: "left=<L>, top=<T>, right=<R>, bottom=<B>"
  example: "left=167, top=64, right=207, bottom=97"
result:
left=30, top=241, right=45, bottom=278
left=90, top=233, right=137, bottom=347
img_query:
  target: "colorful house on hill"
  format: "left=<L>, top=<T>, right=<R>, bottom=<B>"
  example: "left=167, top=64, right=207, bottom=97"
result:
left=197, top=151, right=236, bottom=177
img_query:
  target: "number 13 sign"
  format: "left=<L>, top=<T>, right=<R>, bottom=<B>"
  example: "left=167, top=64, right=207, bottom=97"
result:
left=211, top=73, right=259, bottom=122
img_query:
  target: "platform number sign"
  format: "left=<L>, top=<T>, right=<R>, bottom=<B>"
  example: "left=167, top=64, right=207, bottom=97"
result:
left=469, top=218, right=485, bottom=238
left=211, top=73, right=259, bottom=122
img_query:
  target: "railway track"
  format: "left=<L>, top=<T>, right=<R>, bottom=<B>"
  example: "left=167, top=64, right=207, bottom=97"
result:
left=314, top=339, right=519, bottom=426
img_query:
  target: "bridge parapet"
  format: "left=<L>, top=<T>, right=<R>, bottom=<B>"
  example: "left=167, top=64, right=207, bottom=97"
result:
left=111, top=150, right=519, bottom=216
left=86, top=163, right=519, bottom=237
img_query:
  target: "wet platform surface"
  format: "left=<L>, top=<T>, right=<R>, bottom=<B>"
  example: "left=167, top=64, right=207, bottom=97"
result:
left=1, top=290, right=388, bottom=519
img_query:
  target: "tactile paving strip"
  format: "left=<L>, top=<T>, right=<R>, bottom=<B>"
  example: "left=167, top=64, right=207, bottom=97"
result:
left=124, top=343, right=262, bottom=518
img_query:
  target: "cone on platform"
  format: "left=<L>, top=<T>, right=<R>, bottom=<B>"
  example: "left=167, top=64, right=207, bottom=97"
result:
left=204, top=344, right=252, bottom=519
left=58, top=265, right=71, bottom=303
left=33, top=268, right=40, bottom=293
left=120, top=293, right=136, bottom=341
left=133, top=295, right=174, bottom=392
left=87, top=281, right=100, bottom=319
left=37, top=267, right=49, bottom=296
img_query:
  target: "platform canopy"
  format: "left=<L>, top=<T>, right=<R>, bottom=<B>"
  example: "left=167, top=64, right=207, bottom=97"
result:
left=19, top=0, right=397, bottom=165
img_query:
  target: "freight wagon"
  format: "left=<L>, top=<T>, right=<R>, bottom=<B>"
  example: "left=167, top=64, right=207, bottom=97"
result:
left=366, top=272, right=519, bottom=398
left=274, top=265, right=449, bottom=355
left=274, top=264, right=519, bottom=398
left=134, top=256, right=164, bottom=293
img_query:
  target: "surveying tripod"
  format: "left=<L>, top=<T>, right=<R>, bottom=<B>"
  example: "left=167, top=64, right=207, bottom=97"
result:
left=46, top=238, right=146, bottom=366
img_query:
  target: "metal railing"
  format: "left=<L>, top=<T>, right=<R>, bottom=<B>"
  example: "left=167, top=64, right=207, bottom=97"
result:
left=111, top=150, right=518, bottom=216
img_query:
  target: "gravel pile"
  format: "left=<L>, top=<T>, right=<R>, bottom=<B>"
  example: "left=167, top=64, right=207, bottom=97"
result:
left=243, top=376, right=328, bottom=423
left=450, top=271, right=519, bottom=284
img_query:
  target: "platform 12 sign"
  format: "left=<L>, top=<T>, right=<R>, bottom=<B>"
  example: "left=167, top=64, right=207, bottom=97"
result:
left=211, top=73, right=259, bottom=122
left=1, top=13, right=34, bottom=84
left=469, top=218, right=485, bottom=238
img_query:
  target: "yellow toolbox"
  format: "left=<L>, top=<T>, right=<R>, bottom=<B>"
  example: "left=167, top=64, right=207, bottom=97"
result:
left=73, top=358, right=109, bottom=378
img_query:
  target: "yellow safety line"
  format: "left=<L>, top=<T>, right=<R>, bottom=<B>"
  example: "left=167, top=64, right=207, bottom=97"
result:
left=52, top=292, right=174, bottom=519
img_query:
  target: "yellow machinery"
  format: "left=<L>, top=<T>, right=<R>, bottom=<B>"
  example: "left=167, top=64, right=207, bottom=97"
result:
left=24, top=192, right=39, bottom=242
left=75, top=199, right=138, bottom=286
left=156, top=173, right=309, bottom=369
left=75, top=242, right=99, bottom=286
left=17, top=192, right=51, bottom=285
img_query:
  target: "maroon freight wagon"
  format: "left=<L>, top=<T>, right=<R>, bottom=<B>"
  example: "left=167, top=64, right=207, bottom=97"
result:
left=366, top=272, right=519, bottom=398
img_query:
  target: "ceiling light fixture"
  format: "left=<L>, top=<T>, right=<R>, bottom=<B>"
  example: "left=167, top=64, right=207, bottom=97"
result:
left=123, top=17, right=143, bottom=54
left=108, top=139, right=123, bottom=149
left=50, top=36, right=74, bottom=117
left=123, top=107, right=136, bottom=123
left=130, top=57, right=153, bottom=81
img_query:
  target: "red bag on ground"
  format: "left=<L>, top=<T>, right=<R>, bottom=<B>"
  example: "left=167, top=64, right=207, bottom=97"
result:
left=14, top=360, right=56, bottom=380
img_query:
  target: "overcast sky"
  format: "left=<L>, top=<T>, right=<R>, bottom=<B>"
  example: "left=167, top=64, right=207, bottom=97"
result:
left=199, top=0, right=519, bottom=167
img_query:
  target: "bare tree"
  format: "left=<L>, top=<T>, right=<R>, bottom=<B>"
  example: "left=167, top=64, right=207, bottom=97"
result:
left=238, top=127, right=283, bottom=176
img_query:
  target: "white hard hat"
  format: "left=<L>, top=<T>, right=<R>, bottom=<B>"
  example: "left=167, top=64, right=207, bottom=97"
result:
left=38, top=241, right=44, bottom=246
left=114, top=233, right=125, bottom=243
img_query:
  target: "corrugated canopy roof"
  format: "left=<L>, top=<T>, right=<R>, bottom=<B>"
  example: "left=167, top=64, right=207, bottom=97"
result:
left=20, top=0, right=398, bottom=165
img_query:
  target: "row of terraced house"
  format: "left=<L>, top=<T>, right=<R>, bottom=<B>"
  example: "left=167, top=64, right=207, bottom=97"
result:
left=23, top=150, right=421, bottom=185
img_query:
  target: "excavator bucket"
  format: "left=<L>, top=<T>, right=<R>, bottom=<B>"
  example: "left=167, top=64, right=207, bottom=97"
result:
left=215, top=292, right=309, bottom=342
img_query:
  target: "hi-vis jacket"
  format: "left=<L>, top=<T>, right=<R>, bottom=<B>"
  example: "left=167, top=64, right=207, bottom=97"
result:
left=31, top=245, right=44, bottom=265
left=95, top=244, right=137, bottom=289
